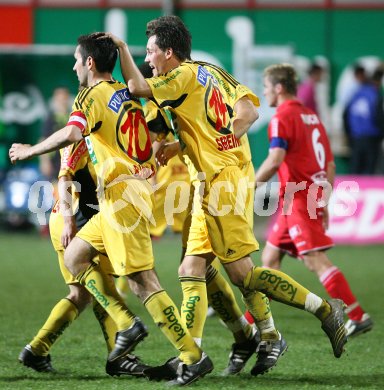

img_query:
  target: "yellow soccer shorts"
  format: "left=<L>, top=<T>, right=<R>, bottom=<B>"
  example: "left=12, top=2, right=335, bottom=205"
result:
left=184, top=162, right=259, bottom=262
left=76, top=179, right=155, bottom=276
left=49, top=209, right=114, bottom=284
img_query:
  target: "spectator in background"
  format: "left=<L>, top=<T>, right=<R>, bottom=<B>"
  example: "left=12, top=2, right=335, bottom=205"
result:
left=39, top=87, right=71, bottom=181
left=372, top=66, right=384, bottom=173
left=343, top=64, right=384, bottom=174
left=297, top=63, right=324, bottom=115
left=347, top=64, right=367, bottom=104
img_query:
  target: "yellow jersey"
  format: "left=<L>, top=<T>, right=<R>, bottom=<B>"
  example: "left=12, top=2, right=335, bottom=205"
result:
left=67, top=80, right=156, bottom=191
left=146, top=62, right=245, bottom=182
left=195, top=61, right=259, bottom=166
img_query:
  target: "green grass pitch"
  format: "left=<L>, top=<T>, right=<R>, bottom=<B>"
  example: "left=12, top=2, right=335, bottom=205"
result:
left=0, top=230, right=382, bottom=389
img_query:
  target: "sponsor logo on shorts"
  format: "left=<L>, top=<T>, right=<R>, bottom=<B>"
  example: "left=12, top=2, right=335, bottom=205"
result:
left=226, top=248, right=236, bottom=257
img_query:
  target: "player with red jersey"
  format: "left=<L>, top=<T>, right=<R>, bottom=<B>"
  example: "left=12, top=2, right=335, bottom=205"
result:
left=252, top=63, right=372, bottom=338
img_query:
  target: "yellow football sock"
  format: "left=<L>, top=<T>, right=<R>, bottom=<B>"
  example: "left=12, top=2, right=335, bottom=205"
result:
left=206, top=265, right=254, bottom=342
left=76, top=263, right=135, bottom=330
left=93, top=300, right=117, bottom=353
left=144, top=290, right=201, bottom=364
left=314, top=299, right=332, bottom=321
left=29, top=298, right=78, bottom=356
left=242, top=291, right=279, bottom=341
left=180, top=276, right=207, bottom=346
left=115, top=276, right=130, bottom=298
left=244, top=266, right=310, bottom=309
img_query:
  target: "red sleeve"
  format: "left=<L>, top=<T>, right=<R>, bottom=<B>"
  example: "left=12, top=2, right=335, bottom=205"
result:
left=268, top=115, right=290, bottom=150
left=320, top=124, right=333, bottom=163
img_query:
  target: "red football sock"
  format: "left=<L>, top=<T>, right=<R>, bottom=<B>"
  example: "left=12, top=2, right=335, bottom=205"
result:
left=320, top=266, right=364, bottom=321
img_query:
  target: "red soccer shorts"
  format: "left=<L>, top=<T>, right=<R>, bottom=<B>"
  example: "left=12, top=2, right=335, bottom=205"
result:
left=267, top=197, right=334, bottom=258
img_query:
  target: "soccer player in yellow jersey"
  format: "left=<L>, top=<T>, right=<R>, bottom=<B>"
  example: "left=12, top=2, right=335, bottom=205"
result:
left=147, top=51, right=270, bottom=375
left=132, top=61, right=263, bottom=378
left=9, top=32, right=213, bottom=386
left=19, top=139, right=150, bottom=376
left=105, top=14, right=347, bottom=375
left=154, top=60, right=273, bottom=375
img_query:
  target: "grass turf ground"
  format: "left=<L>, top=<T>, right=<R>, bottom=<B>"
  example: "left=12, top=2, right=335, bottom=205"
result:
left=0, top=230, right=382, bottom=389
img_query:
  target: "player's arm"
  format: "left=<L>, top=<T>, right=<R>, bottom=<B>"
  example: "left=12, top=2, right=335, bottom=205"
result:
left=232, top=97, right=259, bottom=139
left=9, top=125, right=82, bottom=164
left=58, top=173, right=77, bottom=248
left=106, top=33, right=152, bottom=97
left=255, top=147, right=286, bottom=187
left=326, top=160, right=336, bottom=188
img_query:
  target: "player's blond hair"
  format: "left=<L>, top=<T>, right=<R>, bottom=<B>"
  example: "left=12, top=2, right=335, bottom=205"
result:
left=264, top=63, right=298, bottom=95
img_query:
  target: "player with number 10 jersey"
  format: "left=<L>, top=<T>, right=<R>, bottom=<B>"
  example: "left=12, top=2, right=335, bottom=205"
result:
left=68, top=80, right=156, bottom=275
left=68, top=81, right=155, bottom=190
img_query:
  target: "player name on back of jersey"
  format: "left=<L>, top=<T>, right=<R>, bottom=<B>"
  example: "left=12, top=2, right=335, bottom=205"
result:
left=216, top=133, right=241, bottom=151
left=300, top=113, right=320, bottom=125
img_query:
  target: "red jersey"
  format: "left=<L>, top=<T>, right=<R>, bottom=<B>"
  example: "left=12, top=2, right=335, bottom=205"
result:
left=268, top=100, right=333, bottom=202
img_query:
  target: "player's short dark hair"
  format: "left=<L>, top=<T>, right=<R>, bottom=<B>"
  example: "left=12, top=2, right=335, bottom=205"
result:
left=145, top=15, right=192, bottom=61
left=77, top=32, right=118, bottom=73
left=264, top=63, right=298, bottom=95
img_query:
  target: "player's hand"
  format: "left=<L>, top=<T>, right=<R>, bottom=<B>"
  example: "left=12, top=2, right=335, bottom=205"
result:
left=97, top=32, right=126, bottom=49
left=156, top=141, right=181, bottom=166
left=61, top=218, right=77, bottom=248
left=9, top=143, right=32, bottom=164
